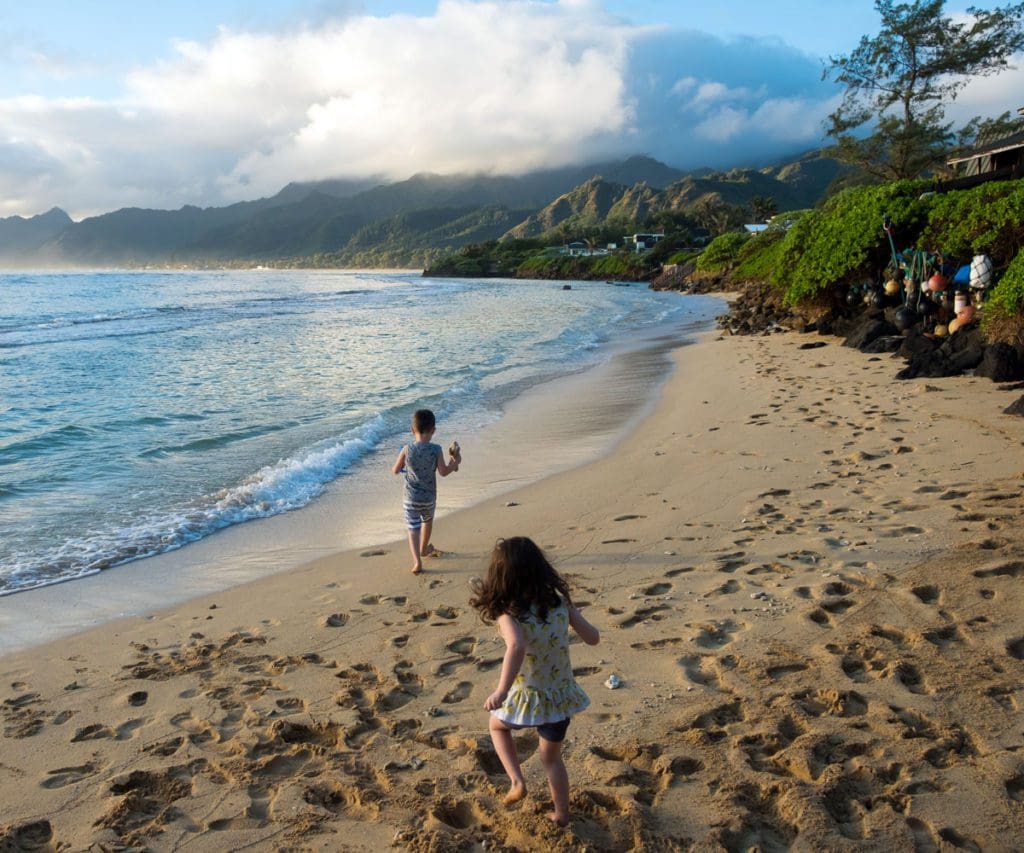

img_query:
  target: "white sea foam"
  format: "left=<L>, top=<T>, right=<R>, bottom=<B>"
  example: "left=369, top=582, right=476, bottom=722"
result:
left=0, top=415, right=389, bottom=595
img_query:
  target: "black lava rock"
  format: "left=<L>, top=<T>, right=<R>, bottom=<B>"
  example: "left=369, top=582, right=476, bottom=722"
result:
left=845, top=318, right=899, bottom=351
left=976, top=342, right=1024, bottom=382
left=1004, top=395, right=1024, bottom=416
left=895, top=350, right=962, bottom=380
left=862, top=335, right=903, bottom=353
left=948, top=346, right=985, bottom=372
left=898, top=329, right=940, bottom=359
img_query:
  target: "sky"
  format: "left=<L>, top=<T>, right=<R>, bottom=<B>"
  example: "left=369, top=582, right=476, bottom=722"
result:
left=1, top=0, right=1021, bottom=218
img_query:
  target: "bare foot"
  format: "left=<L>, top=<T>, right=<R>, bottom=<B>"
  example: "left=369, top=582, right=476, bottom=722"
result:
left=421, top=544, right=442, bottom=558
left=411, top=564, right=423, bottom=575
left=503, top=782, right=526, bottom=805
left=547, top=812, right=569, bottom=827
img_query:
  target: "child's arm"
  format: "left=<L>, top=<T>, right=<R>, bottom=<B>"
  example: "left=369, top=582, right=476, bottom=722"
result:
left=569, top=605, right=600, bottom=645
left=391, top=447, right=407, bottom=475
left=436, top=448, right=459, bottom=477
left=484, top=614, right=525, bottom=710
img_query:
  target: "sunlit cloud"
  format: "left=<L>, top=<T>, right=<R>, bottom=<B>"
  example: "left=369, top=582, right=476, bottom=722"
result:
left=0, top=0, right=972, bottom=219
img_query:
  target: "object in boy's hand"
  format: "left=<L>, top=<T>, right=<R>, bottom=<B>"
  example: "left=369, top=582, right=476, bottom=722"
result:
left=449, top=440, right=461, bottom=461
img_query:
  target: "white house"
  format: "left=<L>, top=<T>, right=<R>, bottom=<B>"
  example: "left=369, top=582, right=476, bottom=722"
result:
left=625, top=233, right=665, bottom=253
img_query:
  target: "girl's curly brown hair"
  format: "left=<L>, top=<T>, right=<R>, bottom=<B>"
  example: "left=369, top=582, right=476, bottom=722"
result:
left=469, top=536, right=572, bottom=623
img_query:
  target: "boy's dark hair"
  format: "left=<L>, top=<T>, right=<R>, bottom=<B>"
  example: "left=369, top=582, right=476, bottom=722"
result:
left=412, top=409, right=435, bottom=433
left=470, top=537, right=572, bottom=623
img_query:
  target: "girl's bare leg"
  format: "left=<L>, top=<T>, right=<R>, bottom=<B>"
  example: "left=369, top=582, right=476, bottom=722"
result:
left=488, top=716, right=526, bottom=804
left=539, top=737, right=569, bottom=825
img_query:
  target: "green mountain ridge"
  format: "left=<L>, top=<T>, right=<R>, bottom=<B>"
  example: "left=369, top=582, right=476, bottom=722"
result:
left=0, top=153, right=847, bottom=269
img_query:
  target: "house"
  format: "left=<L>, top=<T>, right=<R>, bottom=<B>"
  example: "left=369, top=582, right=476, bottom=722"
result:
left=743, top=224, right=769, bottom=233
left=562, top=241, right=610, bottom=258
left=939, top=117, right=1024, bottom=191
left=625, top=233, right=665, bottom=253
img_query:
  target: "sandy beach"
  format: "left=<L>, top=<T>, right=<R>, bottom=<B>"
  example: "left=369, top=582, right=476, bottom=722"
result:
left=3, top=323, right=1024, bottom=851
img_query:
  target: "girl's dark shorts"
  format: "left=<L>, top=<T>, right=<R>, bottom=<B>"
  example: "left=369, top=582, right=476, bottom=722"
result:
left=507, top=718, right=571, bottom=743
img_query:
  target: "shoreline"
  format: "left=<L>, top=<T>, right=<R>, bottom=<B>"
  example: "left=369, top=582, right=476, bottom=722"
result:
left=2, top=327, right=1024, bottom=849
left=0, top=297, right=723, bottom=655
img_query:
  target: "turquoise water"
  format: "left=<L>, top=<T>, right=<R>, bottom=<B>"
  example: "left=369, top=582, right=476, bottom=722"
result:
left=0, top=270, right=714, bottom=595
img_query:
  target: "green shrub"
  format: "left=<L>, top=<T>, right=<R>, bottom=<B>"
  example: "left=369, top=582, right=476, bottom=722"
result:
left=919, top=180, right=1024, bottom=262
left=776, top=181, right=930, bottom=305
left=985, top=248, right=1024, bottom=320
left=730, top=216, right=809, bottom=283
left=666, top=249, right=700, bottom=266
left=696, top=232, right=751, bottom=272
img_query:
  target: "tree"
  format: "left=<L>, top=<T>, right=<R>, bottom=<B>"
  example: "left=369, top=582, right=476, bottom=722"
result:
left=824, top=1, right=1024, bottom=180
left=692, top=195, right=744, bottom=236
left=749, top=195, right=778, bottom=222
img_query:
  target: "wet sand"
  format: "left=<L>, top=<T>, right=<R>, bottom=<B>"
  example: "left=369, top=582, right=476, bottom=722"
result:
left=2, top=327, right=1024, bottom=850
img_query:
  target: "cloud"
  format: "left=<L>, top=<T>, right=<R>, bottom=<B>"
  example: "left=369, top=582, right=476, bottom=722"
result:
left=0, top=0, right=981, bottom=218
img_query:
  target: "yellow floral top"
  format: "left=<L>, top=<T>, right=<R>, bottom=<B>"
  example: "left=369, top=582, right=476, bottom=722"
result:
left=493, top=599, right=590, bottom=726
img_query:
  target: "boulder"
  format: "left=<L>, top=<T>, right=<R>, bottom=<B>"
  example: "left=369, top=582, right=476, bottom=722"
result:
left=941, top=324, right=985, bottom=355
left=898, top=330, right=940, bottom=359
left=1004, top=395, right=1024, bottom=417
left=895, top=350, right=961, bottom=380
left=845, top=318, right=899, bottom=351
left=976, top=343, right=1024, bottom=382
left=948, top=346, right=986, bottom=372
left=862, top=335, right=902, bottom=353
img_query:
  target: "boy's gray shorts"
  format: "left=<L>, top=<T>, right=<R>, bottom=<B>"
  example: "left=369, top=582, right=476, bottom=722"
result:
left=404, top=500, right=435, bottom=530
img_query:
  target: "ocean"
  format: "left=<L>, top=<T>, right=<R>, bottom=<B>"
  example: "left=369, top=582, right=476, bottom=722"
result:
left=0, top=270, right=720, bottom=598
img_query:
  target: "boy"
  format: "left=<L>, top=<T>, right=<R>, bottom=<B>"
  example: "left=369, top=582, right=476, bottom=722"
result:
left=392, top=409, right=461, bottom=574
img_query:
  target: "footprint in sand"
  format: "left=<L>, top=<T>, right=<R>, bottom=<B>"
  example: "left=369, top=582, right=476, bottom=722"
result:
left=41, top=762, right=102, bottom=789
left=446, top=637, right=476, bottom=656
left=360, top=548, right=388, bottom=557
left=911, top=584, right=941, bottom=604
left=619, top=604, right=670, bottom=628
left=973, top=560, right=1024, bottom=579
left=766, top=662, right=808, bottom=681
left=70, top=723, right=114, bottom=743
left=630, top=637, right=684, bottom=650
left=1005, top=637, right=1024, bottom=660
left=692, top=620, right=744, bottom=648
left=323, top=613, right=349, bottom=628
left=442, top=682, right=473, bottom=704
left=922, top=624, right=963, bottom=649
left=678, top=654, right=724, bottom=688
left=641, top=582, right=672, bottom=596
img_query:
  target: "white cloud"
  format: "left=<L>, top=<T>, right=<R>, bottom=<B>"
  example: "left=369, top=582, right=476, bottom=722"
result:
left=0, top=1, right=884, bottom=218
left=944, top=62, right=1024, bottom=125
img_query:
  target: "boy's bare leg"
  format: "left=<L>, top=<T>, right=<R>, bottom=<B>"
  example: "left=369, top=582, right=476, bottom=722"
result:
left=539, top=737, right=570, bottom=825
left=489, top=717, right=526, bottom=804
left=407, top=528, right=423, bottom=574
left=420, top=518, right=437, bottom=556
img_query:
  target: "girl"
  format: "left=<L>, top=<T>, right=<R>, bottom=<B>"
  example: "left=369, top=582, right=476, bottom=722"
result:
left=470, top=537, right=600, bottom=826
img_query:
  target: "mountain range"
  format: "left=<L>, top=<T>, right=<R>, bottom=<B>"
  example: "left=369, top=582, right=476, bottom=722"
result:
left=0, top=153, right=847, bottom=269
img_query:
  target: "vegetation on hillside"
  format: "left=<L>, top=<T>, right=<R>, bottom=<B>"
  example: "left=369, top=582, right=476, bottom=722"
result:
left=697, top=179, right=1024, bottom=341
